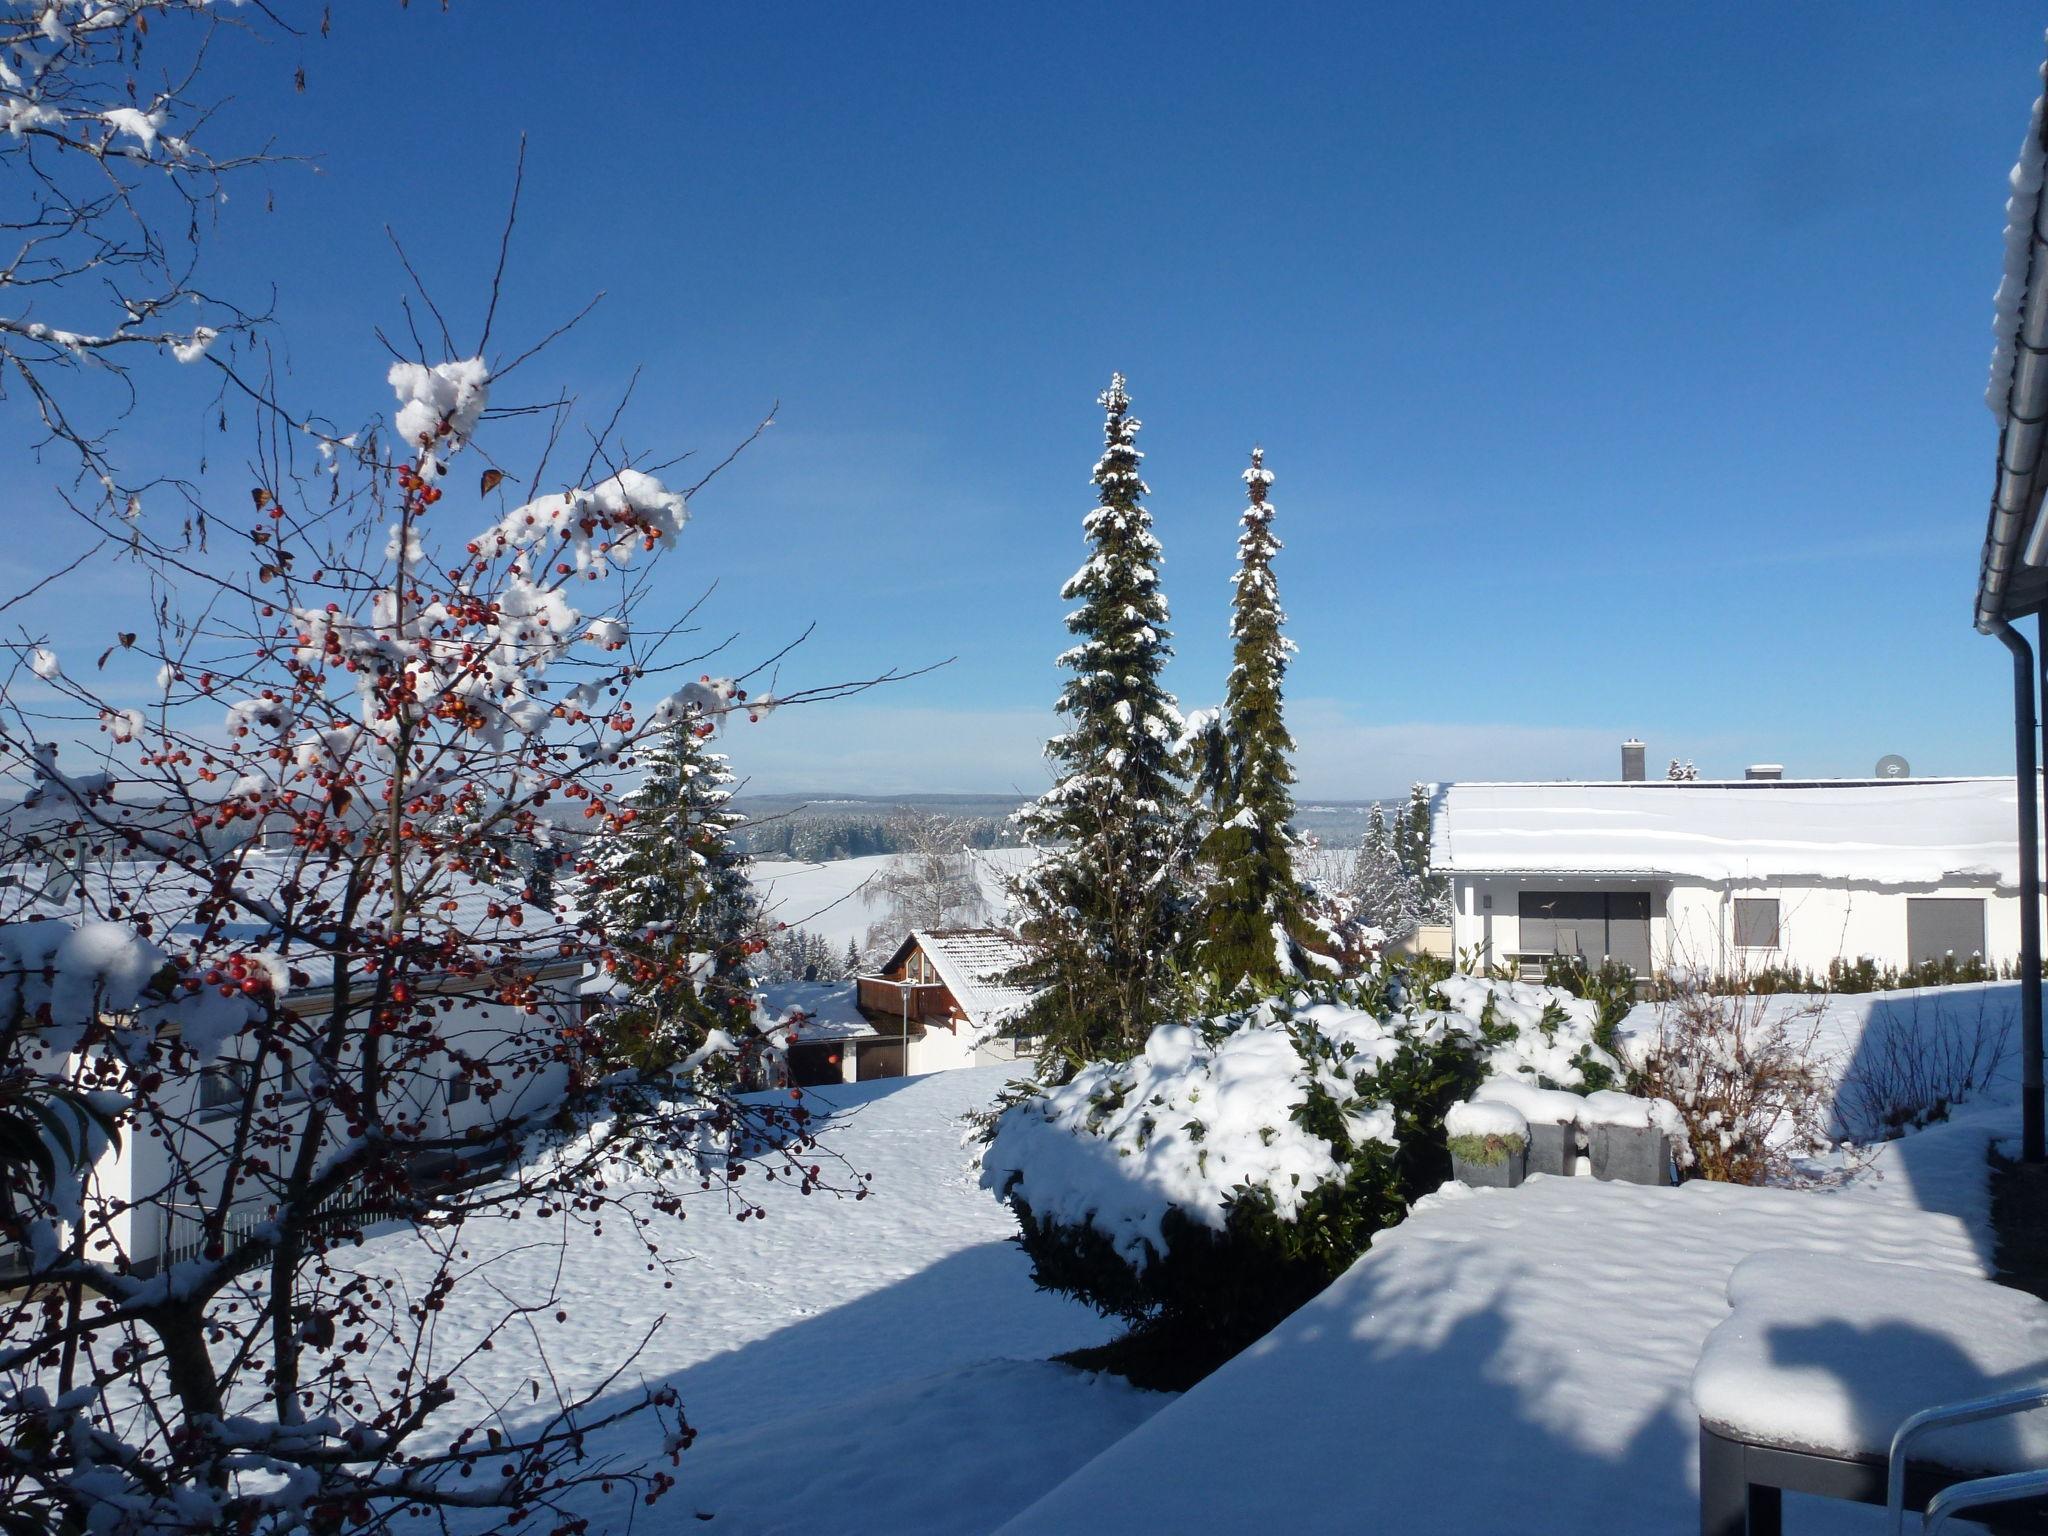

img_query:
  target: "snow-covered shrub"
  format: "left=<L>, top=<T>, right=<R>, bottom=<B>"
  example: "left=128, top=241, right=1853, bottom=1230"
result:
left=1832, top=991, right=2015, bottom=1142
left=981, top=972, right=1616, bottom=1350
left=1618, top=981, right=1828, bottom=1184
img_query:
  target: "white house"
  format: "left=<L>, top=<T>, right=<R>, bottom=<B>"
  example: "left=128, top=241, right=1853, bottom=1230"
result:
left=1434, top=775, right=2037, bottom=980
left=4, top=858, right=582, bottom=1275
left=832, top=929, right=1037, bottom=1081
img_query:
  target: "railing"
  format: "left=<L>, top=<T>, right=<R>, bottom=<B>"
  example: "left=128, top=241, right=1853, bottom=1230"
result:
left=854, top=976, right=950, bottom=1022
left=147, top=1186, right=400, bottom=1278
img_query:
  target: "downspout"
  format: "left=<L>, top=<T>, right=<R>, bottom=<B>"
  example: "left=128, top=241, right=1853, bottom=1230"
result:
left=1997, top=618, right=2044, bottom=1162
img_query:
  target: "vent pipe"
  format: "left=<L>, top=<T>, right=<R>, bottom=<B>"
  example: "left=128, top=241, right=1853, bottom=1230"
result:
left=1620, top=740, right=1646, bottom=782
left=1744, top=764, right=1784, bottom=781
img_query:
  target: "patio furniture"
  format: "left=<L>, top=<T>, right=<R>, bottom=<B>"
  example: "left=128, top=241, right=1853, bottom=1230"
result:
left=1693, top=1250, right=2048, bottom=1535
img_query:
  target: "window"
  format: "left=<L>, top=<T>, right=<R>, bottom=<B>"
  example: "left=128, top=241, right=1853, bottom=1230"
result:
left=1732, top=898, right=1780, bottom=950
left=198, top=1061, right=253, bottom=1116
left=1907, top=898, right=1986, bottom=967
left=446, top=1072, right=472, bottom=1107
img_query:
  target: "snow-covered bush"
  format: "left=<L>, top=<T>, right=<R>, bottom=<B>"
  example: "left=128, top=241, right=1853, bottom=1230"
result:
left=1833, top=991, right=2015, bottom=1142
left=1618, top=981, right=1829, bottom=1184
left=981, top=972, right=1617, bottom=1351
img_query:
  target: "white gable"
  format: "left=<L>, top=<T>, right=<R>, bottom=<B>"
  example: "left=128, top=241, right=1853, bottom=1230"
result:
left=1434, top=778, right=2027, bottom=887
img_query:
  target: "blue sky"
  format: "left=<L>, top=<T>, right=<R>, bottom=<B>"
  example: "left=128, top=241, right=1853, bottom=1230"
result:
left=9, top=3, right=2048, bottom=798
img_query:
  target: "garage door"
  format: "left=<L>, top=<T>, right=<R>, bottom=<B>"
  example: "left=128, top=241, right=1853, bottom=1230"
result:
left=1519, top=891, right=1652, bottom=974
left=1906, top=898, right=1986, bottom=966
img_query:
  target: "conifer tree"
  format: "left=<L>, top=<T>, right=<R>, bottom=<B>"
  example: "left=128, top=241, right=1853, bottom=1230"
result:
left=1349, top=801, right=1416, bottom=939
left=585, top=711, right=758, bottom=1071
left=1194, top=448, right=1318, bottom=992
left=1010, top=374, right=1191, bottom=1073
left=1392, top=781, right=1451, bottom=925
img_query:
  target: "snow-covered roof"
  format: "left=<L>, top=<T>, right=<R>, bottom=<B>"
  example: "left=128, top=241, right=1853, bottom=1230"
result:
left=755, top=980, right=878, bottom=1042
left=1434, top=777, right=2029, bottom=887
left=2, top=852, right=568, bottom=994
left=901, top=929, right=1038, bottom=1037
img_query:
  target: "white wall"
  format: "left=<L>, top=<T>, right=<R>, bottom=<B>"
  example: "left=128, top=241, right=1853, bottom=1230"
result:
left=907, top=1018, right=981, bottom=1075
left=1451, top=872, right=2029, bottom=978
left=89, top=979, right=580, bottom=1269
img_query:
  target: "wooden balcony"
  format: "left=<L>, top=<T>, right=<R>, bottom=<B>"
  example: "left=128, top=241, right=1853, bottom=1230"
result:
left=855, top=976, right=952, bottom=1023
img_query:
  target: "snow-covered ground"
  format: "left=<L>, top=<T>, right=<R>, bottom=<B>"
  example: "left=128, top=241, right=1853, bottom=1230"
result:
left=996, top=985, right=2029, bottom=1534
left=344, top=981, right=2030, bottom=1534
left=749, top=848, right=1032, bottom=951
left=353, top=1067, right=1164, bottom=1533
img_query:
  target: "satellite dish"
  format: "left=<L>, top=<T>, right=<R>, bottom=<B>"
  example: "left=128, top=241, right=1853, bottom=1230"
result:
left=1875, top=754, right=1911, bottom=780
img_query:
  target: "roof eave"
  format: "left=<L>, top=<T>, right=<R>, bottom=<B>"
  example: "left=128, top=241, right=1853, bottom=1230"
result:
left=1980, top=94, right=2048, bottom=634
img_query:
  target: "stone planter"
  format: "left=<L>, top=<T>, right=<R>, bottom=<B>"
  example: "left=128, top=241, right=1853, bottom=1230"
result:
left=1450, top=1138, right=1527, bottom=1189
left=1588, top=1122, right=1672, bottom=1186
left=1446, top=1099, right=1531, bottom=1191
left=1523, top=1119, right=1578, bottom=1179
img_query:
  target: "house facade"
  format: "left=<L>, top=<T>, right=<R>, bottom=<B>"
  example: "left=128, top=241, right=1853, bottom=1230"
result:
left=844, top=929, right=1038, bottom=1081
left=1435, top=776, right=2035, bottom=980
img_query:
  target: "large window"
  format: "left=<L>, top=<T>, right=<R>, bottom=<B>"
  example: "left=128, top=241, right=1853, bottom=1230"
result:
left=1516, top=891, right=1652, bottom=974
left=1907, top=898, right=1986, bottom=967
left=1732, top=898, right=1780, bottom=950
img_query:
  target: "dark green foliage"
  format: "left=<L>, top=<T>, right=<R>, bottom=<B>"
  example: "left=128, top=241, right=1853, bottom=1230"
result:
left=1193, top=449, right=1321, bottom=996
left=1542, top=955, right=1640, bottom=1055
left=1008, top=1137, right=1407, bottom=1356
left=1010, top=375, right=1193, bottom=1074
left=583, top=714, right=757, bottom=1073
left=998, top=992, right=1485, bottom=1358
left=1447, top=1131, right=1525, bottom=1166
left=1672, top=952, right=2028, bottom=998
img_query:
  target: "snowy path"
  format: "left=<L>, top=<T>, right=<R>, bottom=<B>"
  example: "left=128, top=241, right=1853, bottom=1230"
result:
left=357, top=1067, right=1163, bottom=1533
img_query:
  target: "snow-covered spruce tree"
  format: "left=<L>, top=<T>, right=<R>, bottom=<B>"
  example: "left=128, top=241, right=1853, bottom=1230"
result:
left=584, top=712, right=759, bottom=1074
left=1349, top=801, right=1416, bottom=940
left=1393, top=781, right=1452, bottom=925
left=1009, top=374, right=1192, bottom=1074
left=1192, top=449, right=1320, bottom=994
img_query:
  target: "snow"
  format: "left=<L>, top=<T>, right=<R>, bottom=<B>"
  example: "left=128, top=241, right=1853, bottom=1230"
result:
left=755, top=978, right=876, bottom=1042
left=1435, top=777, right=2031, bottom=885
left=909, top=928, right=1037, bottom=1036
left=1693, top=1249, right=2048, bottom=1474
left=749, top=848, right=1032, bottom=950
left=1580, top=1087, right=1686, bottom=1138
left=1471, top=1075, right=1591, bottom=1128
left=982, top=975, right=1612, bottom=1272
left=1445, top=1098, right=1526, bottom=1140
left=997, top=983, right=2029, bottom=1534
left=996, top=1129, right=2000, bottom=1534
left=348, top=1068, right=1165, bottom=1532
left=983, top=1014, right=1387, bottom=1267
left=1992, top=36, right=2048, bottom=424
left=99, top=107, right=164, bottom=152
left=386, top=356, right=489, bottom=463
left=662, top=1361, right=1160, bottom=1534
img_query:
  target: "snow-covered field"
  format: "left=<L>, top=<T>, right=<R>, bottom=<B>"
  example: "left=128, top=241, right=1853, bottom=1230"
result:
left=749, top=848, right=1032, bottom=950
left=355, top=1068, right=1163, bottom=1533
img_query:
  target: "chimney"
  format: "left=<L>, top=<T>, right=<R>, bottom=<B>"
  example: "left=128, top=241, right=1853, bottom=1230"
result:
left=1621, top=739, right=1646, bottom=782
left=1744, top=764, right=1784, bottom=781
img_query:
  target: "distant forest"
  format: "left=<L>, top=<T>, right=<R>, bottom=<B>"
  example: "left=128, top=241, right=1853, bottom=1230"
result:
left=725, top=793, right=1385, bottom=863
left=732, top=808, right=1023, bottom=862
